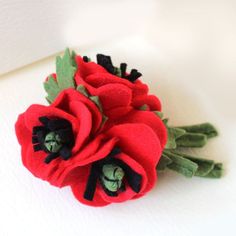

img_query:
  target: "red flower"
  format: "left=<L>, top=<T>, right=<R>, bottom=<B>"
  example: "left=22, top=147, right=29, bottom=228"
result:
left=15, top=88, right=117, bottom=186
left=15, top=88, right=167, bottom=207
left=74, top=56, right=162, bottom=116
left=15, top=52, right=168, bottom=207
left=63, top=122, right=166, bottom=207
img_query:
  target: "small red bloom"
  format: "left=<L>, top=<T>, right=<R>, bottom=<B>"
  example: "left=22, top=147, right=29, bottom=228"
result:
left=66, top=123, right=165, bottom=206
left=74, top=56, right=162, bottom=115
left=15, top=88, right=117, bottom=186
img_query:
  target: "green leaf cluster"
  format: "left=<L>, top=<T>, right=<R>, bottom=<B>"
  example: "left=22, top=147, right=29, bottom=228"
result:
left=44, top=48, right=77, bottom=103
left=156, top=117, right=223, bottom=178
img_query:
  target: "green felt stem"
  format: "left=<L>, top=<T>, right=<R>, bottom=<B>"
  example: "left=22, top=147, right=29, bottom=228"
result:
left=177, top=123, right=218, bottom=139
left=165, top=127, right=186, bottom=149
left=157, top=153, right=172, bottom=171
left=204, top=163, right=223, bottom=178
left=159, top=150, right=223, bottom=178
left=163, top=150, right=198, bottom=177
left=171, top=151, right=214, bottom=177
left=176, top=132, right=208, bottom=148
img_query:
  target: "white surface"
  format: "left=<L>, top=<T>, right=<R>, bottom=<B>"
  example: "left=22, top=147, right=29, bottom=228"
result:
left=0, top=0, right=155, bottom=75
left=1, top=0, right=236, bottom=235
left=0, top=36, right=235, bottom=236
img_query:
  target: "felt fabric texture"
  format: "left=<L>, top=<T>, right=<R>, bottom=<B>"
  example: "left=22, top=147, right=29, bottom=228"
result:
left=16, top=51, right=169, bottom=207
left=74, top=55, right=149, bottom=102
left=106, top=110, right=167, bottom=149
left=70, top=123, right=162, bottom=206
left=15, top=88, right=109, bottom=186
left=132, top=94, right=162, bottom=111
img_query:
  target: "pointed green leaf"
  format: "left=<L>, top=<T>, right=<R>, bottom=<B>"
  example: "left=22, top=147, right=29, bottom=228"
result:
left=89, top=96, right=103, bottom=112
left=71, top=50, right=77, bottom=68
left=162, top=118, right=169, bottom=125
left=44, top=49, right=77, bottom=103
left=76, top=84, right=89, bottom=97
left=43, top=75, right=60, bottom=103
left=56, top=48, right=76, bottom=90
left=153, top=111, right=164, bottom=119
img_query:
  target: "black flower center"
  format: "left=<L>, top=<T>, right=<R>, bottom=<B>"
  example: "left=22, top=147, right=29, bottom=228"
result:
left=32, top=116, right=74, bottom=164
left=83, top=147, right=142, bottom=201
left=83, top=54, right=142, bottom=83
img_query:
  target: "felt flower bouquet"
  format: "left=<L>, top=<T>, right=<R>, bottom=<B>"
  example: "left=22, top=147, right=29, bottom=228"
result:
left=15, top=49, right=223, bottom=207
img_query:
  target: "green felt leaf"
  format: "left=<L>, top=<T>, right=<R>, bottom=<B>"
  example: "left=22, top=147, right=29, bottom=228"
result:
left=89, top=96, right=103, bottom=112
left=76, top=84, right=89, bottom=97
left=162, top=118, right=169, bottom=125
left=71, top=50, right=77, bottom=68
left=171, top=151, right=215, bottom=177
left=204, top=163, right=223, bottom=178
left=163, top=151, right=198, bottom=177
left=157, top=153, right=173, bottom=171
left=43, top=75, right=60, bottom=103
left=153, top=111, right=164, bottom=119
left=139, top=104, right=149, bottom=111
left=176, top=132, right=207, bottom=148
left=177, top=123, right=218, bottom=139
left=44, top=49, right=77, bottom=103
left=165, top=127, right=186, bottom=149
left=56, top=48, right=77, bottom=90
left=101, top=115, right=108, bottom=128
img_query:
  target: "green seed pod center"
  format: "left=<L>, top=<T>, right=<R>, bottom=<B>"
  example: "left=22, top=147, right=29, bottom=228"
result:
left=101, top=164, right=125, bottom=192
left=44, top=132, right=62, bottom=153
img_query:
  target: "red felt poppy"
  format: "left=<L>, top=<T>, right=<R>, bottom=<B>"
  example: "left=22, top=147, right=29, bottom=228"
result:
left=15, top=88, right=117, bottom=186
left=15, top=53, right=168, bottom=207
left=66, top=123, right=164, bottom=206
left=74, top=56, right=162, bottom=113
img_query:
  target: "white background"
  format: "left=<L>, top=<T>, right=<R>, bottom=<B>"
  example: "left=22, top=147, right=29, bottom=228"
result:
left=0, top=0, right=236, bottom=236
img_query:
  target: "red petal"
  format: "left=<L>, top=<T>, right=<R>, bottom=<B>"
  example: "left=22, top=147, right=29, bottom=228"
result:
left=106, top=123, right=162, bottom=193
left=52, top=88, right=102, bottom=133
left=117, top=110, right=167, bottom=149
left=75, top=56, right=107, bottom=78
left=132, top=80, right=149, bottom=97
left=68, top=101, right=92, bottom=153
left=132, top=94, right=162, bottom=111
left=70, top=165, right=110, bottom=207
left=92, top=83, right=132, bottom=110
left=16, top=112, right=62, bottom=182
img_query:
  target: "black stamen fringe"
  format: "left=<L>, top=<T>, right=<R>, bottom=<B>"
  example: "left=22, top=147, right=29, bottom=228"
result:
left=32, top=116, right=74, bottom=164
left=96, top=54, right=142, bottom=82
left=97, top=54, right=115, bottom=74
left=83, top=56, right=89, bottom=62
